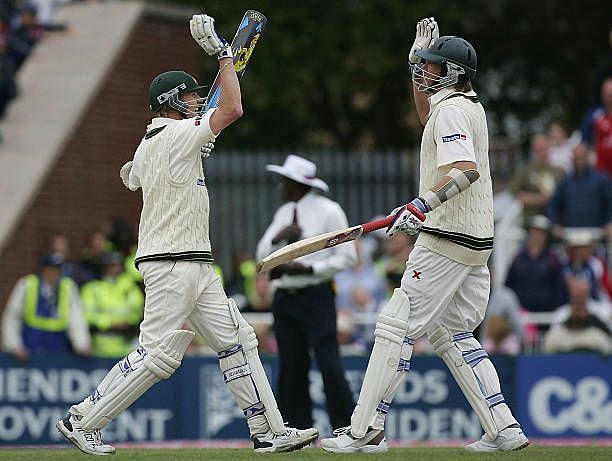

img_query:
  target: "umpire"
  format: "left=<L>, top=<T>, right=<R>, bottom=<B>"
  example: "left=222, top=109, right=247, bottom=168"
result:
left=256, top=154, right=358, bottom=431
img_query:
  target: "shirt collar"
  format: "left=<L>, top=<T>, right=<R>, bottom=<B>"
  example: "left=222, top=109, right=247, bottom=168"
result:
left=428, top=88, right=478, bottom=116
left=148, top=117, right=175, bottom=130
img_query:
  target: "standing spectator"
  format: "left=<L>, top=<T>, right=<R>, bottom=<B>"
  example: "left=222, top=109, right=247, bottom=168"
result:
left=548, top=143, right=612, bottom=238
left=505, top=215, right=567, bottom=312
left=582, top=78, right=612, bottom=176
left=48, top=232, right=78, bottom=279
left=543, top=278, right=611, bottom=354
left=78, top=230, right=111, bottom=284
left=0, top=33, right=17, bottom=118
left=547, top=122, right=578, bottom=173
left=81, top=252, right=144, bottom=358
left=256, top=154, right=358, bottom=431
left=1, top=254, right=91, bottom=360
left=511, top=133, right=565, bottom=226
left=6, top=3, right=44, bottom=69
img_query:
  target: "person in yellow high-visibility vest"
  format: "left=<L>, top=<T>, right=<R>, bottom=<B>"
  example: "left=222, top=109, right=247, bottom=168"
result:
left=81, top=252, right=144, bottom=358
left=1, top=254, right=91, bottom=360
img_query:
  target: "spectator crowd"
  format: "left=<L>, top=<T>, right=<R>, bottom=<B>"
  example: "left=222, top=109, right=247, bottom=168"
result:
left=1, top=27, right=611, bottom=361
left=0, top=1, right=68, bottom=126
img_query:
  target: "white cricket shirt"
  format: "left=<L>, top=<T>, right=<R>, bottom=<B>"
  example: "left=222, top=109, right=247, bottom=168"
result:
left=128, top=109, right=217, bottom=267
left=416, top=88, right=494, bottom=266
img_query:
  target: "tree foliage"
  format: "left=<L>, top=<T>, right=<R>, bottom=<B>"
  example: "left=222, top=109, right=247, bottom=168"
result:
left=164, top=0, right=611, bottom=149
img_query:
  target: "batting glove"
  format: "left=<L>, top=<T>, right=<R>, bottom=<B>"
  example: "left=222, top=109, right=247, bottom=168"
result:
left=200, top=140, right=215, bottom=158
left=386, top=202, right=426, bottom=238
left=409, top=17, right=439, bottom=64
left=190, top=14, right=233, bottom=60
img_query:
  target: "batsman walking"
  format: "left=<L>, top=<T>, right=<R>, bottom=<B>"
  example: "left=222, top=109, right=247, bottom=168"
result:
left=56, top=14, right=317, bottom=455
left=321, top=18, right=528, bottom=453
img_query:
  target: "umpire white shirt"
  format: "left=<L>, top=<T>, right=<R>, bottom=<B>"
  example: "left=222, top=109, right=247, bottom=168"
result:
left=256, top=191, right=357, bottom=289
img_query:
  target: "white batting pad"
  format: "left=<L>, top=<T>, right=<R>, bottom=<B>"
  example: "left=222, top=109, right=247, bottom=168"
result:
left=80, top=330, right=194, bottom=430
left=351, top=289, right=411, bottom=438
left=429, top=326, right=517, bottom=438
left=226, top=300, right=286, bottom=434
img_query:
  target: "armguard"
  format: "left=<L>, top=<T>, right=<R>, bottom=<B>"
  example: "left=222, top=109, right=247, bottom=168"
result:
left=421, top=168, right=479, bottom=210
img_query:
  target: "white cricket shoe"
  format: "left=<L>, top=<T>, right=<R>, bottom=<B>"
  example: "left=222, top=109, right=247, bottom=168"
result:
left=465, top=426, right=529, bottom=452
left=252, top=426, right=319, bottom=453
left=320, top=426, right=388, bottom=453
left=56, top=412, right=116, bottom=456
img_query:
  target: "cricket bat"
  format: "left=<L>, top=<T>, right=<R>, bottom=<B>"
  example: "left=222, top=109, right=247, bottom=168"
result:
left=256, top=215, right=396, bottom=273
left=204, top=10, right=267, bottom=110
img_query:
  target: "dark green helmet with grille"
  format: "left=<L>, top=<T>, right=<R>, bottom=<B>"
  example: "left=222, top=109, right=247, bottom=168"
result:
left=148, top=70, right=207, bottom=115
left=416, top=36, right=477, bottom=78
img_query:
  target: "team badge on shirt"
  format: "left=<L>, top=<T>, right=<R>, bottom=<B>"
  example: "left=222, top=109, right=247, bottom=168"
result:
left=442, top=133, right=467, bottom=143
left=197, top=178, right=206, bottom=186
left=194, top=116, right=202, bottom=127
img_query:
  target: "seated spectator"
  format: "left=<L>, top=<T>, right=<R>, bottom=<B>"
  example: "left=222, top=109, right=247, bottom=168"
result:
left=375, top=233, right=416, bottom=295
left=548, top=143, right=612, bottom=238
left=481, top=266, right=524, bottom=353
left=552, top=277, right=611, bottom=327
left=582, top=78, right=612, bottom=176
left=482, top=315, right=521, bottom=355
left=335, top=241, right=387, bottom=317
left=81, top=252, right=144, bottom=358
left=336, top=309, right=368, bottom=355
left=227, top=250, right=258, bottom=311
left=1, top=254, right=91, bottom=360
left=511, top=133, right=565, bottom=227
left=505, top=215, right=567, bottom=312
left=547, top=121, right=578, bottom=173
left=562, top=229, right=612, bottom=302
left=543, top=281, right=611, bottom=354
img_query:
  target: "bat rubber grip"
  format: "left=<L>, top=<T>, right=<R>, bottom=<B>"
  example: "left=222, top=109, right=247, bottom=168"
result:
left=362, top=216, right=395, bottom=234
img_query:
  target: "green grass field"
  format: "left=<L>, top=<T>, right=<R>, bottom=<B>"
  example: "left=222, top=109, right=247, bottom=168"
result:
left=0, top=447, right=611, bottom=461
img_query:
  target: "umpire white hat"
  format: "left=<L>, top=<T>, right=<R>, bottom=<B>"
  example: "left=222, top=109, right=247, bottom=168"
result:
left=266, top=154, right=329, bottom=191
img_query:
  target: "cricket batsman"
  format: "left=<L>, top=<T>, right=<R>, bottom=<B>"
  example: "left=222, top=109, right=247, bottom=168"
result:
left=56, top=14, right=318, bottom=455
left=321, top=18, right=529, bottom=453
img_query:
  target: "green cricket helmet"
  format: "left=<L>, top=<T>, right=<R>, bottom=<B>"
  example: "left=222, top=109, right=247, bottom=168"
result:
left=412, top=36, right=477, bottom=92
left=148, top=70, right=207, bottom=116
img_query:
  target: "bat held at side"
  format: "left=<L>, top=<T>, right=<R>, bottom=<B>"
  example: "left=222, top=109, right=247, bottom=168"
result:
left=256, top=214, right=396, bottom=273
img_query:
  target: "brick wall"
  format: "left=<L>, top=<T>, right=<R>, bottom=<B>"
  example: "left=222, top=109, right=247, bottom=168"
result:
left=0, top=14, right=201, bottom=306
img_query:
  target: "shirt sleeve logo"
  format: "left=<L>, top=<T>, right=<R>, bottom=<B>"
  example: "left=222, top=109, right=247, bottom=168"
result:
left=442, top=133, right=467, bottom=143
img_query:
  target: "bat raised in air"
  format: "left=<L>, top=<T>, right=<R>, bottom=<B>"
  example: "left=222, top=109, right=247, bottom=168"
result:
left=256, top=215, right=397, bottom=273
left=205, top=10, right=267, bottom=110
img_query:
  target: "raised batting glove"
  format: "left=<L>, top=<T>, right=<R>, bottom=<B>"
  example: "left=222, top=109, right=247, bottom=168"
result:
left=386, top=202, right=426, bottom=238
left=409, top=17, right=439, bottom=64
left=200, top=140, right=215, bottom=158
left=190, top=14, right=233, bottom=59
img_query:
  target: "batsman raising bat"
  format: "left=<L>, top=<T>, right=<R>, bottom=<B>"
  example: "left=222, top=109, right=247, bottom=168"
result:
left=56, top=13, right=318, bottom=455
left=321, top=18, right=529, bottom=453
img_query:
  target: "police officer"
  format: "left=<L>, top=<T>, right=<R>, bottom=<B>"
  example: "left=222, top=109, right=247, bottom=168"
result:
left=2, top=254, right=91, bottom=360
left=81, top=252, right=144, bottom=358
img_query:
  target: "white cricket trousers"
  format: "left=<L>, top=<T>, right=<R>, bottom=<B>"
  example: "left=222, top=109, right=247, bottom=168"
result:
left=400, top=244, right=490, bottom=338
left=138, top=260, right=238, bottom=352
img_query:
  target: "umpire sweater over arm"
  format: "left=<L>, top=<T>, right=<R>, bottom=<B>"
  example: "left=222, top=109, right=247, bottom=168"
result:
left=256, top=191, right=358, bottom=289
left=417, top=88, right=494, bottom=266
left=127, top=109, right=217, bottom=267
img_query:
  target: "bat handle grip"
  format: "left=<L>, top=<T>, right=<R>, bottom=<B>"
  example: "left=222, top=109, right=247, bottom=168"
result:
left=362, top=215, right=395, bottom=234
